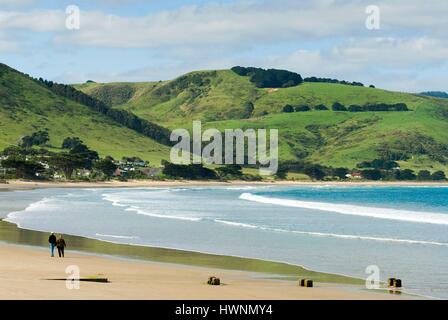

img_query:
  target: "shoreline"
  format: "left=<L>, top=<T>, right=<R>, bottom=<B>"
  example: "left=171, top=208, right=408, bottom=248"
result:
left=0, top=182, right=433, bottom=299
left=1, top=179, right=447, bottom=191
left=0, top=220, right=416, bottom=300
left=0, top=220, right=361, bottom=285
left=0, top=243, right=412, bottom=300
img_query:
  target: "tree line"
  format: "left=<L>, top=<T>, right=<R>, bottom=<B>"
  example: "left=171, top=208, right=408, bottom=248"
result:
left=282, top=102, right=409, bottom=113
left=304, top=76, right=366, bottom=87
left=278, top=159, right=446, bottom=181
left=231, top=66, right=303, bottom=88
left=30, top=77, right=172, bottom=146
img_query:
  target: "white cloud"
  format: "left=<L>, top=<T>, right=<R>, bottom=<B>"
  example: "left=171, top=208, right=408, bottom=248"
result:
left=1, top=0, right=447, bottom=91
left=264, top=36, right=448, bottom=91
left=0, top=10, right=65, bottom=32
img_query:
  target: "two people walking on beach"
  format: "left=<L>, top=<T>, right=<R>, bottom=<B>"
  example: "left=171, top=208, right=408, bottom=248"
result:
left=48, top=232, right=66, bottom=258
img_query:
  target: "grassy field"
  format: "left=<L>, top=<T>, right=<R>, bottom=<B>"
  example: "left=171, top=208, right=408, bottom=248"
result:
left=76, top=69, right=448, bottom=172
left=0, top=64, right=170, bottom=165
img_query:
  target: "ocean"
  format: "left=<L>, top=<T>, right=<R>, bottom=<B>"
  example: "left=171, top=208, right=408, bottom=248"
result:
left=1, top=185, right=447, bottom=299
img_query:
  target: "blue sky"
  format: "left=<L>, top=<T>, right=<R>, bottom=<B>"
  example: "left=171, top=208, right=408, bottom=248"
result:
left=1, top=0, right=447, bottom=92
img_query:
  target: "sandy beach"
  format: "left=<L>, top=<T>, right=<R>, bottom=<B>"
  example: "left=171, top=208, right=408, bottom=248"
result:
left=1, top=179, right=447, bottom=191
left=0, top=244, right=412, bottom=300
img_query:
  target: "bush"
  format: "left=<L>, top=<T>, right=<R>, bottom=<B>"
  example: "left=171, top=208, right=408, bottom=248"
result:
left=20, top=131, right=49, bottom=147
left=417, top=170, right=432, bottom=180
left=304, top=76, right=364, bottom=87
left=295, top=105, right=311, bottom=112
left=162, top=161, right=217, bottom=180
left=331, top=102, right=347, bottom=111
left=348, top=105, right=364, bottom=112
left=231, top=66, right=303, bottom=88
left=282, top=105, right=295, bottom=113
left=62, top=137, right=83, bottom=149
left=332, top=167, right=349, bottom=179
left=357, top=159, right=399, bottom=170
left=395, top=169, right=416, bottom=180
left=314, top=104, right=328, bottom=111
left=361, top=169, right=382, bottom=180
left=431, top=171, right=446, bottom=180
left=304, top=164, right=326, bottom=180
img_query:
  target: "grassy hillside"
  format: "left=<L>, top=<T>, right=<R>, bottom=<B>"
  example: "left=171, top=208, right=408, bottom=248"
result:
left=75, top=69, right=448, bottom=172
left=0, top=64, right=170, bottom=164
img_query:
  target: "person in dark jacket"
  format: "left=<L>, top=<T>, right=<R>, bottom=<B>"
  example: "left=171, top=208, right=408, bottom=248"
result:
left=56, top=235, right=66, bottom=258
left=48, top=232, right=56, bottom=257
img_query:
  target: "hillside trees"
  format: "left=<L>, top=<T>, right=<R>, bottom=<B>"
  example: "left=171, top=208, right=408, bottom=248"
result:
left=231, top=67, right=303, bottom=88
left=94, top=158, right=117, bottom=178
left=0, top=156, right=45, bottom=178
left=32, top=77, right=172, bottom=146
left=20, top=131, right=49, bottom=147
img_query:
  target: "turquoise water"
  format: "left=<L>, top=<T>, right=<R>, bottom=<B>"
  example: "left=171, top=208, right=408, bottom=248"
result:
left=1, top=185, right=448, bottom=298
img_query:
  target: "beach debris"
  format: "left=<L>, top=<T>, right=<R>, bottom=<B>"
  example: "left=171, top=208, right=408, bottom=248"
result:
left=207, top=276, right=221, bottom=286
left=388, top=278, right=396, bottom=287
left=388, top=278, right=402, bottom=288
left=299, top=279, right=313, bottom=288
left=393, top=279, right=402, bottom=288
left=45, top=274, right=109, bottom=283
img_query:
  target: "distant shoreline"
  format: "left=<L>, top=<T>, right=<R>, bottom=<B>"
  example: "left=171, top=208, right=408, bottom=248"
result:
left=1, top=179, right=447, bottom=191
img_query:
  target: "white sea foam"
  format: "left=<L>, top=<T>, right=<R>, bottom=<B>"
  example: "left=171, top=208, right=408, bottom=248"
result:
left=214, top=219, right=258, bottom=229
left=213, top=219, right=448, bottom=246
left=95, top=233, right=138, bottom=240
left=124, top=207, right=202, bottom=222
left=5, top=197, right=55, bottom=222
left=239, top=193, right=448, bottom=225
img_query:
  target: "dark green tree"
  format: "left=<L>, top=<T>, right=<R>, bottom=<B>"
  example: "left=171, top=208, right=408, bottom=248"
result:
left=361, top=169, right=382, bottom=180
left=395, top=169, right=416, bottom=180
left=282, top=105, right=295, bottom=113
left=331, top=102, right=347, bottom=111
left=304, top=164, right=326, bottom=180
left=69, top=143, right=99, bottom=169
left=295, top=105, right=311, bottom=112
left=417, top=170, right=432, bottom=181
left=431, top=171, right=446, bottom=180
left=20, top=131, right=49, bottom=147
left=62, top=137, right=83, bottom=149
left=314, top=104, right=328, bottom=111
left=332, top=167, right=349, bottom=179
left=275, top=164, right=289, bottom=179
left=94, top=159, right=117, bottom=178
left=49, top=153, right=85, bottom=179
left=1, top=156, right=45, bottom=179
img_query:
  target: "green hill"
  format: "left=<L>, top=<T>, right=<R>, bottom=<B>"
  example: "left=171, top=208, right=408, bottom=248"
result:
left=75, top=69, right=448, bottom=172
left=0, top=63, right=170, bottom=164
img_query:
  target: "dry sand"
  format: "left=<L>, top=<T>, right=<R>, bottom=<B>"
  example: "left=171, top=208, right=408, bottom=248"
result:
left=0, top=244, right=412, bottom=300
left=1, top=179, right=446, bottom=191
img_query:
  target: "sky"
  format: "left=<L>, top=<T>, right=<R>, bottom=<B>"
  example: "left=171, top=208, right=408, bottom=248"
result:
left=0, top=0, right=447, bottom=92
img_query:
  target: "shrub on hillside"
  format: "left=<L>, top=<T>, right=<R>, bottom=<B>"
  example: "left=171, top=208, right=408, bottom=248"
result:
left=295, top=105, right=311, bottom=112
left=331, top=102, right=347, bottom=111
left=231, top=66, right=303, bottom=88
left=314, top=104, right=329, bottom=111
left=282, top=105, right=295, bottom=113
